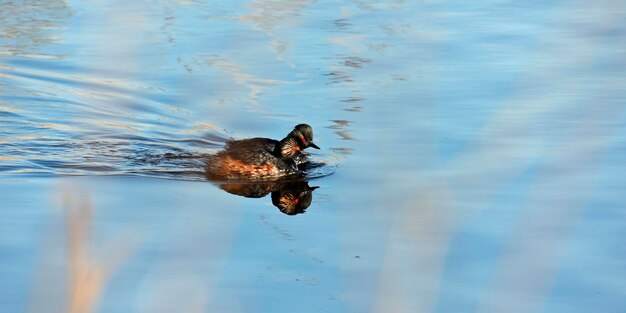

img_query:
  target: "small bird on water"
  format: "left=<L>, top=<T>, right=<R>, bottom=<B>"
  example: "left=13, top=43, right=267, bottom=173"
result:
left=205, top=124, right=320, bottom=181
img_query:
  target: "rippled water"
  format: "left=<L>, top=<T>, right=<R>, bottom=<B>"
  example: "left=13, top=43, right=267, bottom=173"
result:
left=2, top=1, right=626, bottom=312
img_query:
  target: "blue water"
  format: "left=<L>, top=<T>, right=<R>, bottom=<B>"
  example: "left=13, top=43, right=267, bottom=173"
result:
left=1, top=1, right=626, bottom=312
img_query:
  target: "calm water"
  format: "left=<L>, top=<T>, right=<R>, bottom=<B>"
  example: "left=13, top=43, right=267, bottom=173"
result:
left=1, top=1, right=626, bottom=312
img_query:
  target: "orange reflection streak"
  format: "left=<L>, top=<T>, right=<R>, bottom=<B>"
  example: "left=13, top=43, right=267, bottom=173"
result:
left=60, top=188, right=138, bottom=313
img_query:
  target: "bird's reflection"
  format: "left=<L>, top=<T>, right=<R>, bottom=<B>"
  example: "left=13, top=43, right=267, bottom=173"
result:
left=217, top=180, right=319, bottom=215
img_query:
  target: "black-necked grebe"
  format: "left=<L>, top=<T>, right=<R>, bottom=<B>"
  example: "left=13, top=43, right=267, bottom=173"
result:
left=205, top=124, right=320, bottom=181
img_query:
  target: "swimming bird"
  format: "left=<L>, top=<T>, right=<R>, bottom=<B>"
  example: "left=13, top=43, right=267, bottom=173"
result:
left=205, top=124, right=319, bottom=181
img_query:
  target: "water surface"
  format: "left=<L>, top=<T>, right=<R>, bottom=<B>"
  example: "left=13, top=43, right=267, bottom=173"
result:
left=1, top=1, right=626, bottom=312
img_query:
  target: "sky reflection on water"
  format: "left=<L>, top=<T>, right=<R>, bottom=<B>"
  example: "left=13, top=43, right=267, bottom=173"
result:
left=1, top=0, right=626, bottom=313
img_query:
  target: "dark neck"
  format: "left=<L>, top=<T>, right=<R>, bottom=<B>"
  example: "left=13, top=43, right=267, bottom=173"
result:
left=274, top=135, right=300, bottom=158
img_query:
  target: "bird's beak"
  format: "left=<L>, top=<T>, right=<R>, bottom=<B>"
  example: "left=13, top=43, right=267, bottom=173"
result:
left=308, top=142, right=320, bottom=149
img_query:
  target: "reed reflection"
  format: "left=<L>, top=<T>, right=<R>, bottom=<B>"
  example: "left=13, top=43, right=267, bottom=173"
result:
left=217, top=180, right=319, bottom=215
